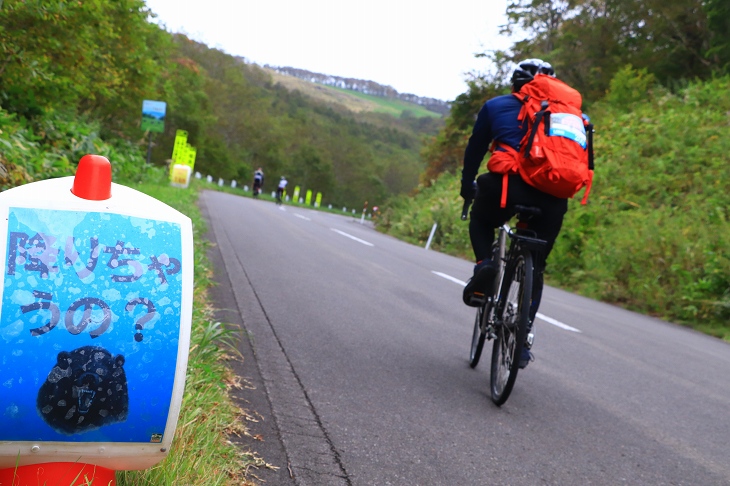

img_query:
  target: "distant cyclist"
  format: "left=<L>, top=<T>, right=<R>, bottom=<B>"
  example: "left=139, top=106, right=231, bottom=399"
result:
left=276, top=176, right=288, bottom=204
left=253, top=167, right=264, bottom=197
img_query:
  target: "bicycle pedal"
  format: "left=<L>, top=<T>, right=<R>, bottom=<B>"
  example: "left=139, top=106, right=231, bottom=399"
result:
left=469, top=292, right=486, bottom=306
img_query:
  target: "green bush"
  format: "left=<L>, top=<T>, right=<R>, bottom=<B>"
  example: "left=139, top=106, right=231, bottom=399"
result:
left=605, top=65, right=658, bottom=107
left=377, top=172, right=471, bottom=258
left=0, top=107, right=161, bottom=189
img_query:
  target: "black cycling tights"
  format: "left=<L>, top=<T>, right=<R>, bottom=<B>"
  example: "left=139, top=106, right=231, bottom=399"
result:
left=469, top=172, right=568, bottom=322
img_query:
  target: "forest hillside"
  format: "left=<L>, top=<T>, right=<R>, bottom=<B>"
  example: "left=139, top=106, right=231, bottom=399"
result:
left=266, top=68, right=443, bottom=118
left=0, top=0, right=442, bottom=209
left=266, top=65, right=451, bottom=115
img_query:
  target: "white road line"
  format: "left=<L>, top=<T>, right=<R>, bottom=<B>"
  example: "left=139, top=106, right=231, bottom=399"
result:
left=535, top=312, right=581, bottom=333
left=330, top=228, right=374, bottom=246
left=432, top=271, right=467, bottom=286
left=432, top=271, right=581, bottom=333
left=294, top=213, right=311, bottom=220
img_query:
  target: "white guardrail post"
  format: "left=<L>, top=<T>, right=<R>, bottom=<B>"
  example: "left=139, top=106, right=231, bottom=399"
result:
left=425, top=223, right=438, bottom=250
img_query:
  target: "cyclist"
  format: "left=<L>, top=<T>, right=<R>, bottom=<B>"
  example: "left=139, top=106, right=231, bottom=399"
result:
left=460, top=59, right=579, bottom=368
left=253, top=167, right=264, bottom=196
left=276, top=176, right=288, bottom=204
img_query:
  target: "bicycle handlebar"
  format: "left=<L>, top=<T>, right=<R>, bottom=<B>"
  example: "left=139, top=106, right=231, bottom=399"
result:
left=461, top=198, right=472, bottom=221
left=460, top=181, right=477, bottom=221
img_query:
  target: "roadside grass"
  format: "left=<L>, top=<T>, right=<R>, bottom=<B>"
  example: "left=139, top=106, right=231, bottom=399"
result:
left=116, top=176, right=266, bottom=485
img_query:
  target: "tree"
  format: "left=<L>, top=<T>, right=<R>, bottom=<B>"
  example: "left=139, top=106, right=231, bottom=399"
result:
left=502, top=0, right=573, bottom=56
left=0, top=0, right=166, bottom=131
left=705, top=0, right=730, bottom=72
left=500, top=0, right=715, bottom=100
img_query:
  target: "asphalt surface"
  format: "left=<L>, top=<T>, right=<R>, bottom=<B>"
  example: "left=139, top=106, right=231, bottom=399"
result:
left=201, top=189, right=730, bottom=486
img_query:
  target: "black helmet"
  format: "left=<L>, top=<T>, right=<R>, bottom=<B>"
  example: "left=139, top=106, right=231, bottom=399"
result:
left=511, top=58, right=555, bottom=91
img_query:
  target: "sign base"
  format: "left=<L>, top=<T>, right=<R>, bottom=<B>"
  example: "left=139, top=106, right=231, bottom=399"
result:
left=0, top=462, right=115, bottom=485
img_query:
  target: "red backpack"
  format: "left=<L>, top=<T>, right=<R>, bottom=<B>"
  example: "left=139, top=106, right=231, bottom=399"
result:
left=487, top=74, right=594, bottom=207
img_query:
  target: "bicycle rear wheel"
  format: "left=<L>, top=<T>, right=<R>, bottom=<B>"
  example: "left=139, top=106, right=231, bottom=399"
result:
left=490, top=248, right=533, bottom=406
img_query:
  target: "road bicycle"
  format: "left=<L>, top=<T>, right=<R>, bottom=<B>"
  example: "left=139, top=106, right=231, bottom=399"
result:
left=462, top=201, right=547, bottom=406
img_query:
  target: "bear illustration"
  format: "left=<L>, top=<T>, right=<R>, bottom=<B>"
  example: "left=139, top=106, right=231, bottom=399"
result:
left=37, top=346, right=129, bottom=435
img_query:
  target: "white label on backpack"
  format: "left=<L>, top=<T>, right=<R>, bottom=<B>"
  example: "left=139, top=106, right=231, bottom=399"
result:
left=549, top=113, right=587, bottom=148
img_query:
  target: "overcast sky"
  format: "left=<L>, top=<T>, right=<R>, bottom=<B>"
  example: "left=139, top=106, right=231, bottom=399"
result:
left=144, top=0, right=515, bottom=101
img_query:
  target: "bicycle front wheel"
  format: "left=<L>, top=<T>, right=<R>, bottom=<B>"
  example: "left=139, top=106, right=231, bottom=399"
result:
left=468, top=305, right=487, bottom=368
left=490, top=248, right=533, bottom=406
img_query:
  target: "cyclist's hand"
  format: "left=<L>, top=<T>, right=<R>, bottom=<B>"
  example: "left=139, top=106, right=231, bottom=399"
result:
left=460, top=179, right=476, bottom=200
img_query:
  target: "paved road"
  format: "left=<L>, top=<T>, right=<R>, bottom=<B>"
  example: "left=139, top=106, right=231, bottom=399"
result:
left=201, top=190, right=730, bottom=486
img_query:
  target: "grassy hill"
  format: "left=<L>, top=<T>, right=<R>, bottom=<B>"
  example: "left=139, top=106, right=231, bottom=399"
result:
left=266, top=68, right=442, bottom=118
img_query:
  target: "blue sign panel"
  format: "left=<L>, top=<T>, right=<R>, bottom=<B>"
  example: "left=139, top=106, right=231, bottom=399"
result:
left=0, top=208, right=182, bottom=443
left=141, top=100, right=167, bottom=133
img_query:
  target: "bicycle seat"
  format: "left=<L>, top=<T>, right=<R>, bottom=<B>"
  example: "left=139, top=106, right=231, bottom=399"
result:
left=513, top=205, right=542, bottom=218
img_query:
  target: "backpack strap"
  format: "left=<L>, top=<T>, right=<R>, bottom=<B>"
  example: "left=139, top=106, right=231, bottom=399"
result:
left=512, top=93, right=530, bottom=122
left=501, top=173, right=509, bottom=208
left=586, top=122, right=595, bottom=170
left=524, top=101, right=550, bottom=157
left=581, top=170, right=594, bottom=204
left=582, top=121, right=595, bottom=204
left=490, top=143, right=519, bottom=208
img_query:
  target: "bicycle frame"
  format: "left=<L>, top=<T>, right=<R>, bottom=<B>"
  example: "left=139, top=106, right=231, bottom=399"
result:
left=493, top=221, right=547, bottom=322
left=493, top=223, right=510, bottom=302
